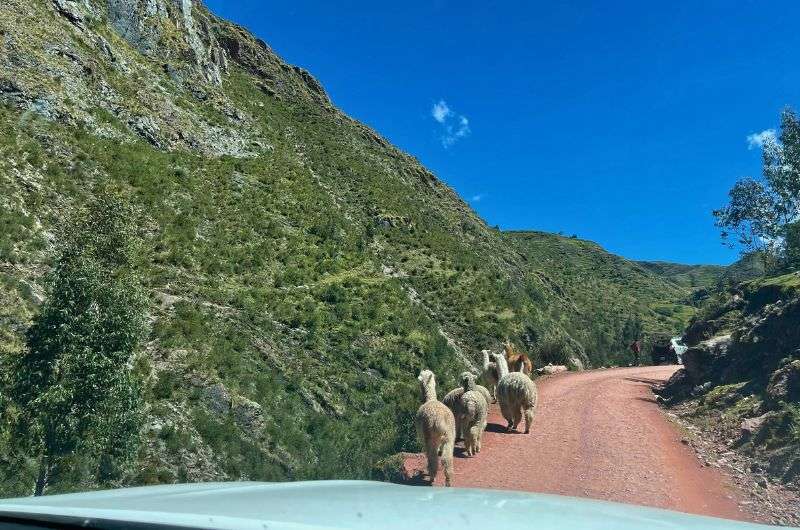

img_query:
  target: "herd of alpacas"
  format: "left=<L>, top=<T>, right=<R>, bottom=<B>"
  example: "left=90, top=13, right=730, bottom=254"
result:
left=415, top=340, right=537, bottom=486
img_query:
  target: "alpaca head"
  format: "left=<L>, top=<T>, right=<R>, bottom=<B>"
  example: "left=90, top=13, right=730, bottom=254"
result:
left=491, top=352, right=509, bottom=378
left=459, top=371, right=476, bottom=392
left=481, top=349, right=493, bottom=368
left=417, top=369, right=437, bottom=402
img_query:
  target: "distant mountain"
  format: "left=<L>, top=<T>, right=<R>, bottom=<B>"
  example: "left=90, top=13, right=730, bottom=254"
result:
left=637, top=252, right=766, bottom=289
left=0, top=0, right=719, bottom=494
left=635, top=261, right=727, bottom=289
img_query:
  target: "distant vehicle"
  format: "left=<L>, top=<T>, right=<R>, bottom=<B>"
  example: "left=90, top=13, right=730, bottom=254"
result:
left=0, top=481, right=786, bottom=530
left=671, top=337, right=689, bottom=364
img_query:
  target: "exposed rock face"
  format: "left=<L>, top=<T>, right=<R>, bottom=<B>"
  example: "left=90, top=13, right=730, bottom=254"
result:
left=107, top=0, right=228, bottom=85
left=660, top=274, right=800, bottom=489
left=682, top=334, right=731, bottom=385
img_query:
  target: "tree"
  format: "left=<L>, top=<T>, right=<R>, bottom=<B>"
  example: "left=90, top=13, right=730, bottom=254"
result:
left=1, top=193, right=148, bottom=495
left=714, top=109, right=800, bottom=271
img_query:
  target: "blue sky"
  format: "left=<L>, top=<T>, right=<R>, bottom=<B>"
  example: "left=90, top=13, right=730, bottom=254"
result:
left=206, top=0, right=800, bottom=265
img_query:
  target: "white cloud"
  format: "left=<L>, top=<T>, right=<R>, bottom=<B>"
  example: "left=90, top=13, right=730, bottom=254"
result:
left=431, top=100, right=452, bottom=123
left=747, top=129, right=776, bottom=150
left=471, top=193, right=484, bottom=202
left=431, top=99, right=470, bottom=148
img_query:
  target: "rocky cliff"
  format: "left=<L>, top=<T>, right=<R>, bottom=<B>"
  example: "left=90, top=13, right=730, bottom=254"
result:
left=658, top=273, right=800, bottom=490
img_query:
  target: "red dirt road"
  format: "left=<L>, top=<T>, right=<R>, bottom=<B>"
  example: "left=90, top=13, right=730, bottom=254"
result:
left=405, top=366, right=751, bottom=521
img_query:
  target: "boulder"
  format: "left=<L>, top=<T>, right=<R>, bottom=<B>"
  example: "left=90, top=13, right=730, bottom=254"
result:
left=682, top=335, right=731, bottom=384
left=740, top=413, right=770, bottom=441
left=766, top=360, right=800, bottom=404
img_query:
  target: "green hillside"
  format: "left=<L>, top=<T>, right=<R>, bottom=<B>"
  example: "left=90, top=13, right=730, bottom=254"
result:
left=0, top=0, right=714, bottom=495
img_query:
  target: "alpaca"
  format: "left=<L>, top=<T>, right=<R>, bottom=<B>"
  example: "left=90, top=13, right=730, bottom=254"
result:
left=504, top=340, right=534, bottom=375
left=481, top=349, right=499, bottom=403
left=415, top=369, right=456, bottom=486
left=442, top=385, right=466, bottom=440
left=443, top=372, right=492, bottom=439
left=493, top=353, right=538, bottom=434
left=458, top=372, right=488, bottom=456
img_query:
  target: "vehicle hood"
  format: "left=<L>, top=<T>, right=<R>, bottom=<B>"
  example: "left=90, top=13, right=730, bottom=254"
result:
left=0, top=481, right=785, bottom=530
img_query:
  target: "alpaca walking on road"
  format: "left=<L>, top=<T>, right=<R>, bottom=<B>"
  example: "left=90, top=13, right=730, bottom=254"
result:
left=493, top=353, right=538, bottom=434
left=443, top=372, right=491, bottom=440
left=415, top=369, right=456, bottom=486
left=458, top=372, right=488, bottom=456
left=504, top=340, right=534, bottom=375
left=481, top=349, right=499, bottom=403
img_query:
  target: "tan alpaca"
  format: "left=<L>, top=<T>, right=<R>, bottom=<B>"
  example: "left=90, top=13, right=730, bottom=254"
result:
left=415, top=369, right=456, bottom=486
left=492, top=353, right=538, bottom=434
left=504, top=340, right=534, bottom=375
left=443, top=372, right=491, bottom=439
left=481, top=349, right=499, bottom=403
left=457, top=372, right=488, bottom=456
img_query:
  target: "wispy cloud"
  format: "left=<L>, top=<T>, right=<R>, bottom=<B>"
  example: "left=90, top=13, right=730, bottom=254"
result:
left=431, top=100, right=451, bottom=123
left=471, top=193, right=484, bottom=202
left=431, top=99, right=470, bottom=148
left=747, top=129, right=776, bottom=150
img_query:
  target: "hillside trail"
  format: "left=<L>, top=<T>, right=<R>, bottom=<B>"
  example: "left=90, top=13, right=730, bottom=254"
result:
left=404, top=366, right=753, bottom=522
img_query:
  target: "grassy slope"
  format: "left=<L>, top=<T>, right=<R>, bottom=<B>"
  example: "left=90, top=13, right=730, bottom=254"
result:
left=0, top=0, right=711, bottom=494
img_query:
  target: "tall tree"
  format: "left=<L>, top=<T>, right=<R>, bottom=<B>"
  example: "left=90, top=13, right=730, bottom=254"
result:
left=714, top=109, right=800, bottom=270
left=2, top=193, right=148, bottom=495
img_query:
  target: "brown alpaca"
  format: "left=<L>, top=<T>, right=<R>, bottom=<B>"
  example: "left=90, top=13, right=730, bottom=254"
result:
left=415, top=369, right=456, bottom=486
left=504, top=340, right=533, bottom=375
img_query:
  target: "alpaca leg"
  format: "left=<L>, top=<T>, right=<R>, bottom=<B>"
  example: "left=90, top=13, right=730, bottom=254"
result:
left=523, top=406, right=535, bottom=434
left=463, top=430, right=472, bottom=456
left=476, top=420, right=486, bottom=452
left=500, top=399, right=514, bottom=431
left=425, top=438, right=440, bottom=484
left=499, top=399, right=513, bottom=431
left=468, top=425, right=481, bottom=455
left=440, top=437, right=455, bottom=487
left=512, top=406, right=523, bottom=431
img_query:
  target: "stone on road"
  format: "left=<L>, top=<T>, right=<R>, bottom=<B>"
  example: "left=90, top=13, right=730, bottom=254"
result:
left=405, top=366, right=750, bottom=522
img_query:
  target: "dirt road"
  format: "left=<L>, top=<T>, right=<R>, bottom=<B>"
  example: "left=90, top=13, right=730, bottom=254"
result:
left=405, top=366, right=752, bottom=521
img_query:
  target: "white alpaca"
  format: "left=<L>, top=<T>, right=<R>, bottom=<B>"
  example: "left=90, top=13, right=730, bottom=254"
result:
left=481, top=349, right=499, bottom=403
left=415, top=369, right=456, bottom=486
left=443, top=372, right=492, bottom=440
left=492, top=353, right=538, bottom=434
left=458, top=372, right=488, bottom=456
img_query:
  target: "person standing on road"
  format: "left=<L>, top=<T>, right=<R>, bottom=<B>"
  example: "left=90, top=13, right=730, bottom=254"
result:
left=630, top=340, right=642, bottom=366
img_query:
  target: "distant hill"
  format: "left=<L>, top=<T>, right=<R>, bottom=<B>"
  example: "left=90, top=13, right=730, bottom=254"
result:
left=637, top=252, right=766, bottom=289
left=635, top=261, right=727, bottom=289
left=505, top=231, right=702, bottom=365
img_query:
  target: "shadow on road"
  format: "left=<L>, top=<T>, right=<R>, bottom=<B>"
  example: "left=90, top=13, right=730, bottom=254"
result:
left=485, top=422, right=511, bottom=434
left=624, top=376, right=663, bottom=386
